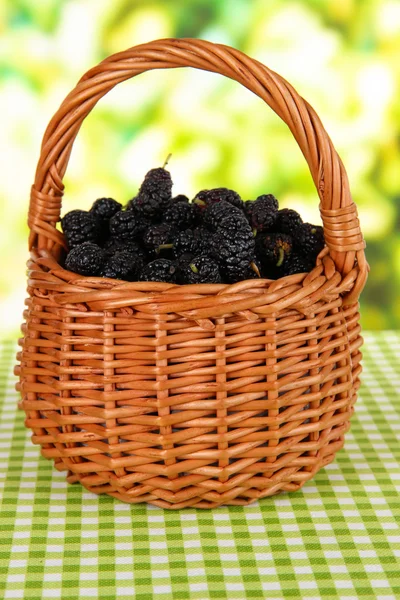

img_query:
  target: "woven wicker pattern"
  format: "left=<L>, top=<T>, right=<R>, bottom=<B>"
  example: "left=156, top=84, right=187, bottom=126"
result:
left=16, top=38, right=368, bottom=508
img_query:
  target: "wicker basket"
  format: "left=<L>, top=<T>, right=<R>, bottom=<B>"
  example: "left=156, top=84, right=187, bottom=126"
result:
left=15, top=38, right=368, bottom=509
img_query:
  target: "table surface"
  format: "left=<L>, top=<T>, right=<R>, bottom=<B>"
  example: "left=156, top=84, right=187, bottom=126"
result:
left=1, top=331, right=399, bottom=600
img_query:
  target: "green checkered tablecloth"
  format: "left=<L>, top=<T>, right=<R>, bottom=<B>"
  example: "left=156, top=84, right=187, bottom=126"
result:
left=1, top=331, right=399, bottom=600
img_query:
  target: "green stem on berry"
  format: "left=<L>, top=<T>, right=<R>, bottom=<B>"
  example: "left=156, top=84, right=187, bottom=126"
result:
left=156, top=243, right=174, bottom=255
left=162, top=153, right=172, bottom=168
left=193, top=198, right=206, bottom=207
left=276, top=247, right=285, bottom=267
left=252, top=228, right=257, bottom=237
left=190, top=263, right=199, bottom=274
left=250, top=261, right=261, bottom=278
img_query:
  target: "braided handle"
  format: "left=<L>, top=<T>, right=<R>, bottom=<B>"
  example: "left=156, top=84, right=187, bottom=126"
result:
left=28, top=37, right=367, bottom=290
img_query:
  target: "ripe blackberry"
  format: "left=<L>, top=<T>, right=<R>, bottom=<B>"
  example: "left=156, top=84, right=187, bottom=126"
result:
left=274, top=208, right=303, bottom=236
left=194, top=188, right=244, bottom=211
left=61, top=210, right=101, bottom=249
left=134, top=167, right=173, bottom=218
left=65, top=242, right=105, bottom=276
left=213, top=225, right=256, bottom=282
left=139, top=259, right=176, bottom=283
left=164, top=201, right=197, bottom=230
left=225, top=259, right=261, bottom=283
left=256, top=233, right=293, bottom=272
left=103, top=237, right=143, bottom=257
left=174, top=253, right=195, bottom=284
left=204, top=201, right=255, bottom=280
left=101, top=249, right=144, bottom=280
left=256, top=193, right=278, bottom=210
left=204, top=200, right=246, bottom=232
left=282, top=253, right=314, bottom=276
left=249, top=194, right=279, bottom=232
left=109, top=210, right=147, bottom=240
left=142, top=223, right=176, bottom=257
left=172, top=228, right=212, bottom=258
left=172, top=229, right=195, bottom=257
left=172, top=194, right=189, bottom=203
left=90, top=198, right=122, bottom=221
left=296, top=223, right=325, bottom=260
left=192, top=227, right=212, bottom=255
left=179, top=255, right=222, bottom=285
left=90, top=198, right=123, bottom=242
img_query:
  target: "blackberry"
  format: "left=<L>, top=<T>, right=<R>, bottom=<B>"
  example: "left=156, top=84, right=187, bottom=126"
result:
left=65, top=242, right=105, bottom=276
left=256, top=193, right=278, bottom=210
left=101, top=249, right=144, bottom=280
left=274, top=208, right=303, bottom=236
left=282, top=253, right=314, bottom=276
left=192, top=227, right=212, bottom=255
left=225, top=259, right=261, bottom=283
left=249, top=194, right=279, bottom=232
left=89, top=198, right=123, bottom=242
left=139, top=259, right=176, bottom=283
left=194, top=188, right=244, bottom=211
left=164, top=201, right=197, bottom=230
left=172, top=194, right=189, bottom=203
left=134, top=167, right=173, bottom=218
left=172, top=227, right=212, bottom=258
left=142, top=223, right=176, bottom=257
left=103, top=237, right=143, bottom=257
left=109, top=210, right=147, bottom=240
left=61, top=210, right=101, bottom=249
left=90, top=197, right=122, bottom=221
left=256, top=233, right=293, bottom=273
left=203, top=201, right=255, bottom=280
left=179, top=255, right=222, bottom=285
left=213, top=225, right=256, bottom=282
left=204, top=200, right=246, bottom=232
left=296, top=223, right=325, bottom=260
left=172, top=229, right=195, bottom=257
left=174, top=253, right=195, bottom=284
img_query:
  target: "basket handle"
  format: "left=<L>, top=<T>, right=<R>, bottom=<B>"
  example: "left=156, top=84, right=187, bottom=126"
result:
left=29, top=37, right=367, bottom=297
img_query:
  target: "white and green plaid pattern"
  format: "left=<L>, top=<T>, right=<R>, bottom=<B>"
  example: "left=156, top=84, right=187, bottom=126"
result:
left=1, top=331, right=400, bottom=599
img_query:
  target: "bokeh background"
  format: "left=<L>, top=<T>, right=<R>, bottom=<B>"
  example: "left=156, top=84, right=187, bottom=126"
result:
left=1, top=0, right=399, bottom=337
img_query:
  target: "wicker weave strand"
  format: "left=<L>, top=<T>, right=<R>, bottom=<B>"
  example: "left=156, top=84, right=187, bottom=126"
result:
left=16, top=38, right=367, bottom=508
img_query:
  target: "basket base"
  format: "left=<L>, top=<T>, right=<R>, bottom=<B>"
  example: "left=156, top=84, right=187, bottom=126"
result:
left=59, top=438, right=344, bottom=509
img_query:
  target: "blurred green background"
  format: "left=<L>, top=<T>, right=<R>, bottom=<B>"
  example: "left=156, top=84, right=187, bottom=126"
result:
left=1, top=0, right=399, bottom=336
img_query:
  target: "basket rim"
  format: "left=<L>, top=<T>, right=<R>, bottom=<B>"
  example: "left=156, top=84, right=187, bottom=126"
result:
left=26, top=244, right=357, bottom=322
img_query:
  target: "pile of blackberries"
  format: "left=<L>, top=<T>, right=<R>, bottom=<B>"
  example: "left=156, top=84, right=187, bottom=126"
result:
left=61, top=166, right=325, bottom=284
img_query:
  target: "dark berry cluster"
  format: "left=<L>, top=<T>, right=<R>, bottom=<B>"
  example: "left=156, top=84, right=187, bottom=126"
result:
left=61, top=166, right=325, bottom=283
